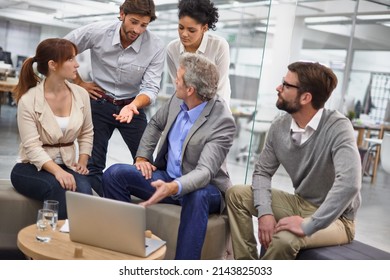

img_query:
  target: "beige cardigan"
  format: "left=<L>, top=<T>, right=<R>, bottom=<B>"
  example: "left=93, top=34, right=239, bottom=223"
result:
left=17, top=79, right=93, bottom=171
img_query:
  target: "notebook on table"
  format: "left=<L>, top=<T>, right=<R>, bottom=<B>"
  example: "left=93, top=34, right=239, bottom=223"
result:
left=65, top=191, right=166, bottom=257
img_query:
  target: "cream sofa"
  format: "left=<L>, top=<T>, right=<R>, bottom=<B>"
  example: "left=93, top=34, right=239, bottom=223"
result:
left=144, top=201, right=231, bottom=259
left=0, top=179, right=231, bottom=259
left=0, top=179, right=41, bottom=251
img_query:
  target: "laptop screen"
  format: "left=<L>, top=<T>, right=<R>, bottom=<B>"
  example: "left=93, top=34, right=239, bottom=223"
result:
left=65, top=192, right=165, bottom=258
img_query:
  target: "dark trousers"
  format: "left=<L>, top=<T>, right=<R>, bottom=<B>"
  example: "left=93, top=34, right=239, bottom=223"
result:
left=102, top=163, right=222, bottom=260
left=10, top=163, right=93, bottom=219
left=87, top=99, right=147, bottom=196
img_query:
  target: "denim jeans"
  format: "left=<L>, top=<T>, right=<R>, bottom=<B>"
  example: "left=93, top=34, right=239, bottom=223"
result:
left=102, top=163, right=222, bottom=260
left=87, top=99, right=147, bottom=196
left=11, top=163, right=93, bottom=219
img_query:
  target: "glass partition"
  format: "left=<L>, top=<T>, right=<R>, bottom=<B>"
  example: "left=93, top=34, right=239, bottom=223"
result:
left=1, top=0, right=389, bottom=186
left=148, top=0, right=390, bottom=185
left=243, top=0, right=389, bottom=185
left=149, top=0, right=272, bottom=185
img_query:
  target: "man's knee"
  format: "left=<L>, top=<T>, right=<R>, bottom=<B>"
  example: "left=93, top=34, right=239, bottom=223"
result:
left=264, top=231, right=301, bottom=259
left=226, top=184, right=251, bottom=206
left=102, top=164, right=136, bottom=195
left=103, top=163, right=134, bottom=179
left=76, top=181, right=93, bottom=195
left=272, top=231, right=298, bottom=247
left=183, top=187, right=215, bottom=205
left=181, top=186, right=222, bottom=214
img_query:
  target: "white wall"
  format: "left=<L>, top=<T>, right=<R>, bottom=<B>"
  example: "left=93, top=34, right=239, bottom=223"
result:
left=0, top=19, right=73, bottom=65
left=0, top=20, right=41, bottom=64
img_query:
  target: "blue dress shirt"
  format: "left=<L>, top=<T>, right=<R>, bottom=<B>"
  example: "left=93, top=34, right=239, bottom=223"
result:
left=167, top=101, right=207, bottom=195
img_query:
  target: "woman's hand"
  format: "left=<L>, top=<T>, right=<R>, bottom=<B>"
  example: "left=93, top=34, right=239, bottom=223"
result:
left=74, top=154, right=89, bottom=175
left=73, top=163, right=89, bottom=175
left=54, top=169, right=77, bottom=191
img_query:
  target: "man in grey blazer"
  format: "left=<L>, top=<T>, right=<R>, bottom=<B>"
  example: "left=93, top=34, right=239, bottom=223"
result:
left=102, top=53, right=236, bottom=260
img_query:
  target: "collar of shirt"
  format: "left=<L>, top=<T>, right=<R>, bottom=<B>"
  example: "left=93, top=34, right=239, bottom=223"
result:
left=112, top=22, right=143, bottom=53
left=290, top=108, right=324, bottom=145
left=180, top=101, right=208, bottom=123
left=179, top=32, right=209, bottom=55
left=290, top=108, right=324, bottom=132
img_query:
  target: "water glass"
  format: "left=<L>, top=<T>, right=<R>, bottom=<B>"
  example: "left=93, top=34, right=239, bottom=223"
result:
left=43, top=200, right=59, bottom=230
left=36, top=209, right=55, bottom=243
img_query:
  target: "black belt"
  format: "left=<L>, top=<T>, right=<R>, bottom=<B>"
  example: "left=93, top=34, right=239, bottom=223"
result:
left=100, top=93, right=135, bottom=106
left=42, top=142, right=74, bottom=148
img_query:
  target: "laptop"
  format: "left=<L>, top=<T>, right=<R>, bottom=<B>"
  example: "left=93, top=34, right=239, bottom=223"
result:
left=65, top=191, right=166, bottom=257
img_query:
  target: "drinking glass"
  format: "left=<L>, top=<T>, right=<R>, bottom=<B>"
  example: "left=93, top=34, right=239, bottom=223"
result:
left=36, top=209, right=55, bottom=242
left=43, top=200, right=59, bottom=230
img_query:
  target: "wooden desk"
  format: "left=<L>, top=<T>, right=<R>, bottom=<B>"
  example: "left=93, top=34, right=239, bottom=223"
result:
left=352, top=122, right=390, bottom=149
left=353, top=123, right=390, bottom=184
left=352, top=122, right=382, bottom=148
left=0, top=77, right=18, bottom=115
left=17, top=220, right=166, bottom=260
left=0, top=77, right=18, bottom=92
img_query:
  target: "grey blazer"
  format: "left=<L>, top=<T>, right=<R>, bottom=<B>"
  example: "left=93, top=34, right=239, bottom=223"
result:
left=136, top=94, right=236, bottom=197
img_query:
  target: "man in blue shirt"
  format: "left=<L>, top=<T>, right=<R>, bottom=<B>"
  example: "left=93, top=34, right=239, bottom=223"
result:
left=64, top=0, right=165, bottom=196
left=102, top=53, right=236, bottom=259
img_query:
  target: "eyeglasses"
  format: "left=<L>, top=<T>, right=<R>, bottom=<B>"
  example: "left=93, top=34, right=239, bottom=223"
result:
left=281, top=78, right=300, bottom=90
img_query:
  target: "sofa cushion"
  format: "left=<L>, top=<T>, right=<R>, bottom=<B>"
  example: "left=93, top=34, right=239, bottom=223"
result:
left=146, top=203, right=230, bottom=259
left=259, top=240, right=390, bottom=260
left=296, top=241, right=390, bottom=260
left=0, top=179, right=41, bottom=250
left=132, top=196, right=231, bottom=260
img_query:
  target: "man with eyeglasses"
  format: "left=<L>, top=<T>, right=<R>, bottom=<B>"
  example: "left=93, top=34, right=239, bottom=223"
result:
left=226, top=61, right=362, bottom=259
left=64, top=0, right=165, bottom=196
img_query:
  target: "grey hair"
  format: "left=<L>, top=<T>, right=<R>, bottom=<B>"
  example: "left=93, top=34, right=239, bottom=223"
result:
left=179, top=53, right=219, bottom=101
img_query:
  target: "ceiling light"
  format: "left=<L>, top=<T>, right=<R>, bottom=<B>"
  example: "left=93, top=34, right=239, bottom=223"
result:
left=357, top=14, right=390, bottom=20
left=305, top=16, right=350, bottom=23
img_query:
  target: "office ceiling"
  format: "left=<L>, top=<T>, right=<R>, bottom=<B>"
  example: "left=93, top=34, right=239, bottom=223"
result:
left=0, top=0, right=389, bottom=49
left=0, top=0, right=267, bottom=29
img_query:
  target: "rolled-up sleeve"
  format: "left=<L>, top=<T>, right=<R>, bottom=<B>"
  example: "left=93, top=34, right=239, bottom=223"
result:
left=138, top=44, right=166, bottom=104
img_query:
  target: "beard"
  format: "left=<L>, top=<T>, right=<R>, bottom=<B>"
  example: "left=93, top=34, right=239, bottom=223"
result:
left=121, top=24, right=139, bottom=43
left=276, top=95, right=301, bottom=114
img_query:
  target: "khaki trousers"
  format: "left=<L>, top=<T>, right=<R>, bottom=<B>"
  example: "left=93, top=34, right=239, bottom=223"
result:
left=226, top=185, right=355, bottom=260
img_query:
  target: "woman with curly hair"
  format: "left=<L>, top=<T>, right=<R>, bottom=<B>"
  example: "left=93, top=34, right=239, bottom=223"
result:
left=167, top=0, right=232, bottom=105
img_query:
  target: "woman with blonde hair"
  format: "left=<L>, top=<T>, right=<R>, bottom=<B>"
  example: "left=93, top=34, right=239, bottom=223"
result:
left=11, top=38, right=94, bottom=219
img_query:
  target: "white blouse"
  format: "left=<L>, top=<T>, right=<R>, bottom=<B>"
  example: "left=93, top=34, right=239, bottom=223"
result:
left=53, top=116, right=70, bottom=164
left=166, top=32, right=232, bottom=105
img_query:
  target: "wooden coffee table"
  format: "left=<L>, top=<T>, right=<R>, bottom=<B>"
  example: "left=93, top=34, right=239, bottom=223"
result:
left=17, top=220, right=166, bottom=260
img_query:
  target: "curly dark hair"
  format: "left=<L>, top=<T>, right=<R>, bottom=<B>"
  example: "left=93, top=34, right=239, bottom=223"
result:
left=178, top=0, right=219, bottom=30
